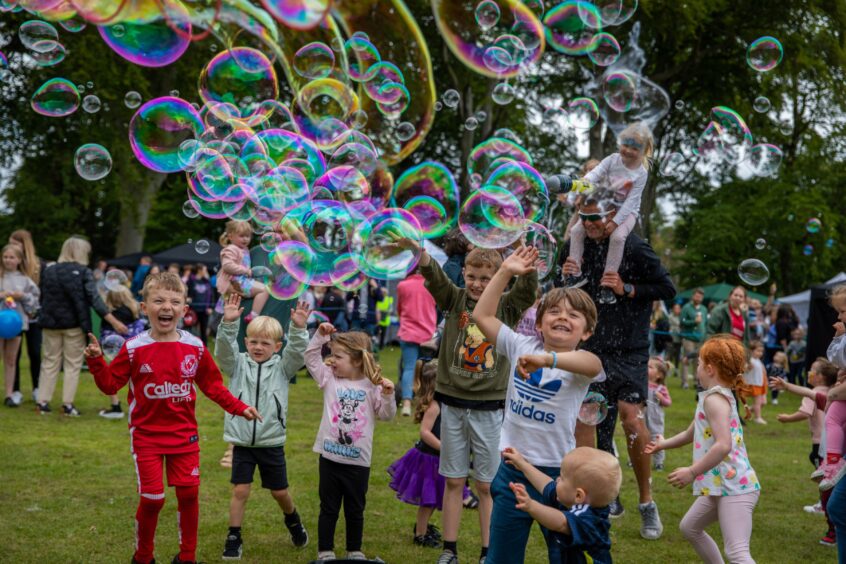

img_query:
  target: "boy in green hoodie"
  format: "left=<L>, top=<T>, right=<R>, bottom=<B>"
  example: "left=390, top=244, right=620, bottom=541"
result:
left=216, top=294, right=311, bottom=560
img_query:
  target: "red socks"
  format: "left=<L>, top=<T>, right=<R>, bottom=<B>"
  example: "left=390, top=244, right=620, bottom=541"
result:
left=135, top=495, right=165, bottom=564
left=176, top=486, right=199, bottom=562
left=826, top=453, right=842, bottom=466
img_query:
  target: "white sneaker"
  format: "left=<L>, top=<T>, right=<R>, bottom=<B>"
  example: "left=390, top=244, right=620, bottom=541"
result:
left=10, top=391, right=22, bottom=406
left=317, top=550, right=336, bottom=561
left=638, top=501, right=663, bottom=540
left=31, top=388, right=38, bottom=403
left=772, top=398, right=779, bottom=405
left=401, top=404, right=412, bottom=417
left=346, top=551, right=367, bottom=560
left=803, top=502, right=824, bottom=514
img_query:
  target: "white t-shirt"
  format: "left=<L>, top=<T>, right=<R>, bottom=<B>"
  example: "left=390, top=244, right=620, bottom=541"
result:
left=496, top=326, right=604, bottom=468
left=584, top=153, right=648, bottom=225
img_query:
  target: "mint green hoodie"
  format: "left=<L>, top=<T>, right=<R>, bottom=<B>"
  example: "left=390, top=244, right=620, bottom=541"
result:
left=216, top=319, right=308, bottom=447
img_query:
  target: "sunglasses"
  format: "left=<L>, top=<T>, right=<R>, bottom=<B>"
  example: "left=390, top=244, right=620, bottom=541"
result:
left=579, top=212, right=607, bottom=222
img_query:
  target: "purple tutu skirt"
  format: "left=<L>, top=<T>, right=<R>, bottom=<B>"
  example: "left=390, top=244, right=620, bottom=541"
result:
left=387, top=447, right=448, bottom=510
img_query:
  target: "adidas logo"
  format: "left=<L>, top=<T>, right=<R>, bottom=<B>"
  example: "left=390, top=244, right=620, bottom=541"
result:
left=140, top=364, right=153, bottom=374
left=190, top=467, right=200, bottom=476
left=514, top=368, right=562, bottom=403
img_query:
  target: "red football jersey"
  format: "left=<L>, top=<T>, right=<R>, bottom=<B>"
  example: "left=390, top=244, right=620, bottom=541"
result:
left=87, top=330, right=248, bottom=454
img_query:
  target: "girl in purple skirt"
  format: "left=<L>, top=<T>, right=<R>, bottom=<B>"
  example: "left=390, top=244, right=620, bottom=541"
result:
left=388, top=359, right=468, bottom=548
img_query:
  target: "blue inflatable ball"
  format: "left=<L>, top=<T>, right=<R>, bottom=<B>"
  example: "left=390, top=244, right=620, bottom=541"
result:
left=0, top=309, right=23, bottom=339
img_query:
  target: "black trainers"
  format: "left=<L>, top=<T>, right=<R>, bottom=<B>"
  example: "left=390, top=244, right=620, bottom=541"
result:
left=413, top=532, right=441, bottom=548
left=99, top=403, right=125, bottom=419
left=426, top=524, right=443, bottom=541
left=609, top=496, right=625, bottom=519
left=131, top=557, right=155, bottom=564
left=36, top=402, right=51, bottom=414
left=62, top=404, right=81, bottom=417
left=171, top=555, right=205, bottom=564
left=4, top=397, right=17, bottom=407
left=222, top=533, right=243, bottom=560
left=286, top=520, right=309, bottom=548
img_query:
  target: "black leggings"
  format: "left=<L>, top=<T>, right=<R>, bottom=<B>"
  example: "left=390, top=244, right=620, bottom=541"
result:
left=318, top=456, right=370, bottom=552
left=810, top=443, right=822, bottom=469
left=13, top=324, right=42, bottom=393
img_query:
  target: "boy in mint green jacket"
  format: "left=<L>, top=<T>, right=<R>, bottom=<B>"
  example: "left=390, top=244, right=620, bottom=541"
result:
left=216, top=294, right=310, bottom=560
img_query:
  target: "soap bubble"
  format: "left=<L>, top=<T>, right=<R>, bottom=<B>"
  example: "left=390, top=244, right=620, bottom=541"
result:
left=442, top=89, right=460, bottom=108
left=737, top=258, right=769, bottom=286
left=31, top=78, right=80, bottom=117
left=104, top=269, right=127, bottom=291
left=803, top=244, right=814, bottom=256
left=293, top=42, right=335, bottom=80
left=567, top=97, right=599, bottom=129
left=396, top=122, right=416, bottom=141
left=602, top=71, right=637, bottom=113
left=82, top=94, right=101, bottom=113
left=755, top=238, right=766, bottom=250
left=747, top=36, right=783, bottom=72
left=587, top=32, right=621, bottom=66
left=199, top=48, right=278, bottom=121
left=492, top=82, right=515, bottom=105
left=748, top=144, right=782, bottom=177
left=660, top=152, right=685, bottom=177
left=578, top=391, right=608, bottom=425
left=459, top=186, right=526, bottom=249
left=97, top=11, right=191, bottom=68
left=752, top=96, right=770, bottom=113
left=806, top=217, right=822, bottom=234
left=129, top=97, right=204, bottom=173
left=124, top=91, right=142, bottom=109
left=544, top=1, right=600, bottom=56
left=74, top=144, right=112, bottom=181
left=182, top=200, right=200, bottom=218
left=30, top=42, right=65, bottom=66
left=351, top=208, right=423, bottom=280
left=465, top=117, right=479, bottom=130
left=18, top=20, right=59, bottom=53
left=194, top=239, right=210, bottom=254
left=102, top=334, right=125, bottom=361
left=475, top=0, right=501, bottom=30
left=675, top=100, right=685, bottom=110
left=393, top=161, right=460, bottom=239
left=826, top=239, right=835, bottom=248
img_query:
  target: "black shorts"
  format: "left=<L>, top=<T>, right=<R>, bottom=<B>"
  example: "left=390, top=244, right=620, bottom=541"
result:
left=590, top=351, right=649, bottom=406
left=231, top=446, right=289, bottom=490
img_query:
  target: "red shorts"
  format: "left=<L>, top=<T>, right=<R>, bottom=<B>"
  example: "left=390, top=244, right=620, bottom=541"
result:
left=133, top=451, right=200, bottom=496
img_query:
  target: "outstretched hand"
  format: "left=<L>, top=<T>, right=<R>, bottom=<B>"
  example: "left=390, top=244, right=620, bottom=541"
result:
left=768, top=376, right=787, bottom=391
left=643, top=435, right=664, bottom=455
left=84, top=333, right=102, bottom=359
left=668, top=466, right=695, bottom=488
left=241, top=406, right=262, bottom=422
left=223, top=293, right=244, bottom=323
left=501, top=447, right=527, bottom=471
left=318, top=322, right=336, bottom=337
left=509, top=482, right=533, bottom=512
left=517, top=354, right=549, bottom=379
left=290, top=301, right=311, bottom=328
left=502, top=246, right=539, bottom=276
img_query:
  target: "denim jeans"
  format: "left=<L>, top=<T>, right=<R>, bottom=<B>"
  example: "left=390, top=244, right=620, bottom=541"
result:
left=399, top=341, right=420, bottom=400
left=487, top=461, right=561, bottom=564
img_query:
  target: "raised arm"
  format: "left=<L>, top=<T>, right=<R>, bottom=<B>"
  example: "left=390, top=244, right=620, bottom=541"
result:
left=769, top=376, right=816, bottom=399
left=280, top=302, right=310, bottom=380
left=214, top=294, right=244, bottom=377
left=85, top=333, right=131, bottom=395
left=474, top=246, right=539, bottom=345
left=305, top=324, right=335, bottom=387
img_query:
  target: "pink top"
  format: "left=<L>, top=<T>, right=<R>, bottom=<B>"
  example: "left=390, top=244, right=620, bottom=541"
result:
left=396, top=273, right=437, bottom=344
left=306, top=332, right=396, bottom=467
left=216, top=244, right=250, bottom=295
left=799, top=385, right=829, bottom=443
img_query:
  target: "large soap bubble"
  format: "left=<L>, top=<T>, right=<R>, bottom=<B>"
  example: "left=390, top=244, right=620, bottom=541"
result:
left=459, top=186, right=526, bottom=249
left=74, top=144, right=113, bottom=181
left=737, top=258, right=769, bottom=286
left=746, top=36, right=783, bottom=72
left=393, top=161, right=459, bottom=239
left=129, top=97, right=205, bottom=173
left=31, top=78, right=80, bottom=117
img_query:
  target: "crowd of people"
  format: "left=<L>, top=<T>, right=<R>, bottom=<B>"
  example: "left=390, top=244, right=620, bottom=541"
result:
left=5, top=123, right=846, bottom=564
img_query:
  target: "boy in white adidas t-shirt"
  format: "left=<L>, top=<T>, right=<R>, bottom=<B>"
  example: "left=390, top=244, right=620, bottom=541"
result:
left=473, top=246, right=605, bottom=564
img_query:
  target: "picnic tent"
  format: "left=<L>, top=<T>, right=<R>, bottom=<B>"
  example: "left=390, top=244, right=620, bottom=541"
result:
left=152, top=241, right=222, bottom=267
left=675, top=283, right=769, bottom=305
left=779, top=272, right=846, bottom=325
left=805, top=276, right=844, bottom=371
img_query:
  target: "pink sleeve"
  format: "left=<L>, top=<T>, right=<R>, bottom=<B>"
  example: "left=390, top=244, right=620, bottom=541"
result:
left=658, top=385, right=672, bottom=407
left=195, top=349, right=249, bottom=415
left=220, top=245, right=250, bottom=276
left=798, top=396, right=815, bottom=417
left=305, top=332, right=333, bottom=388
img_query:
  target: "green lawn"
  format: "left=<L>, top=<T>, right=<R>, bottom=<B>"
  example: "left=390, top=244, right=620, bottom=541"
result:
left=0, top=346, right=837, bottom=563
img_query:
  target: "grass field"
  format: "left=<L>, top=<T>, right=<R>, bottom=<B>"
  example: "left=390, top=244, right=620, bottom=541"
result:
left=0, top=345, right=838, bottom=563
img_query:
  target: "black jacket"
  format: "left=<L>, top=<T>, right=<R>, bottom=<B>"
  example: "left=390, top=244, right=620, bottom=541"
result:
left=557, top=233, right=676, bottom=354
left=39, top=262, right=109, bottom=333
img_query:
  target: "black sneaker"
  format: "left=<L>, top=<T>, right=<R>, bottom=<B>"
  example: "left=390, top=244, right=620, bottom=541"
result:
left=222, top=533, right=243, bottom=560
left=62, top=404, right=81, bottom=417
left=286, top=520, right=309, bottom=548
left=4, top=397, right=17, bottom=407
left=609, top=496, right=625, bottom=519
left=171, top=555, right=205, bottom=564
left=36, top=402, right=51, bottom=414
left=99, top=403, right=125, bottom=419
left=131, top=558, right=155, bottom=564
left=426, top=524, right=443, bottom=541
left=413, top=533, right=441, bottom=548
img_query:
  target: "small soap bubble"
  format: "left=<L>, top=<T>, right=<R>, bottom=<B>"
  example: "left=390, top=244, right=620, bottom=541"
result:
left=442, top=89, right=460, bottom=108
left=124, top=91, right=142, bottom=109
left=737, top=258, right=769, bottom=286
left=102, top=334, right=125, bottom=360
left=755, top=238, right=766, bottom=250
left=578, top=392, right=608, bottom=425
left=104, top=269, right=127, bottom=291
left=194, top=239, right=210, bottom=254
left=82, top=94, right=101, bottom=113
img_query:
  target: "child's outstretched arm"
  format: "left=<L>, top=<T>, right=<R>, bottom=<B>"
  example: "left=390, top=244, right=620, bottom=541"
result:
left=280, top=302, right=310, bottom=380
left=502, top=447, right=554, bottom=493
left=85, top=332, right=131, bottom=395
left=305, top=323, right=336, bottom=388
left=777, top=410, right=810, bottom=423
left=473, top=246, right=539, bottom=344
left=644, top=420, right=694, bottom=454
left=400, top=238, right=460, bottom=311
left=667, top=394, right=732, bottom=489
left=510, top=482, right=570, bottom=535
left=195, top=347, right=260, bottom=420
left=215, top=294, right=244, bottom=377
left=516, top=350, right=602, bottom=380
left=769, top=376, right=816, bottom=399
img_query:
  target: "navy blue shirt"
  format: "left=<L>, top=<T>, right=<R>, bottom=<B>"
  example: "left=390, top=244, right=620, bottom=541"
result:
left=542, top=482, right=613, bottom=564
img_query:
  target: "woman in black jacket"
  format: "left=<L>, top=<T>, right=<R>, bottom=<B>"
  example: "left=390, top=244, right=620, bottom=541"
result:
left=36, top=236, right=127, bottom=416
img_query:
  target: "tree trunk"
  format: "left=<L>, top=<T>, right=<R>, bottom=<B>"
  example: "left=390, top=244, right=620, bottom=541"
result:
left=115, top=172, right=167, bottom=255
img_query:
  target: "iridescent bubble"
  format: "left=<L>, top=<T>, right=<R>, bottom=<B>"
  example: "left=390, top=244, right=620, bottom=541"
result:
left=475, top=0, right=501, bottom=31
left=753, top=96, right=770, bottom=113
left=587, top=32, right=620, bottom=66
left=485, top=161, right=548, bottom=223
left=102, top=334, right=125, bottom=361
left=313, top=166, right=371, bottom=208
left=19, top=20, right=59, bottom=53
left=660, top=152, right=684, bottom=177
left=199, top=48, right=278, bottom=121
left=748, top=143, right=782, bottom=177
left=30, top=42, right=65, bottom=66
left=492, top=82, right=515, bottom=105
left=58, top=18, right=86, bottom=33
left=465, top=117, right=479, bottom=131
left=674, top=100, right=685, bottom=110
left=755, top=238, right=766, bottom=250
left=567, top=97, right=599, bottom=129
left=602, top=71, right=637, bottom=113
left=74, top=143, right=112, bottom=181
left=344, top=36, right=381, bottom=82
left=194, top=239, right=210, bottom=254
left=459, top=185, right=526, bottom=249
left=293, top=42, right=335, bottom=80
left=30, top=78, right=80, bottom=117
left=803, top=244, right=814, bottom=256
left=523, top=222, right=557, bottom=279
left=747, top=36, right=783, bottom=72
left=578, top=391, right=608, bottom=425
left=269, top=239, right=316, bottom=287
left=351, top=208, right=423, bottom=280
left=396, top=121, right=416, bottom=141
left=124, top=91, right=142, bottom=109
left=806, top=217, right=822, bottom=234
left=350, top=109, right=368, bottom=129
left=259, top=0, right=331, bottom=30
left=129, top=96, right=204, bottom=173
left=826, top=239, right=835, bottom=249
left=82, top=94, right=101, bottom=114
left=544, top=0, right=600, bottom=56
left=97, top=9, right=191, bottom=68
left=182, top=200, right=200, bottom=218
left=104, top=269, right=127, bottom=291
left=393, top=161, right=460, bottom=239
left=443, top=89, right=460, bottom=108
left=737, top=258, right=769, bottom=286
left=467, top=136, right=533, bottom=177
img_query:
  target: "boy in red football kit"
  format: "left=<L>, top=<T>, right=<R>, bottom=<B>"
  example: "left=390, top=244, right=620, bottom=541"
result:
left=84, top=273, right=261, bottom=564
